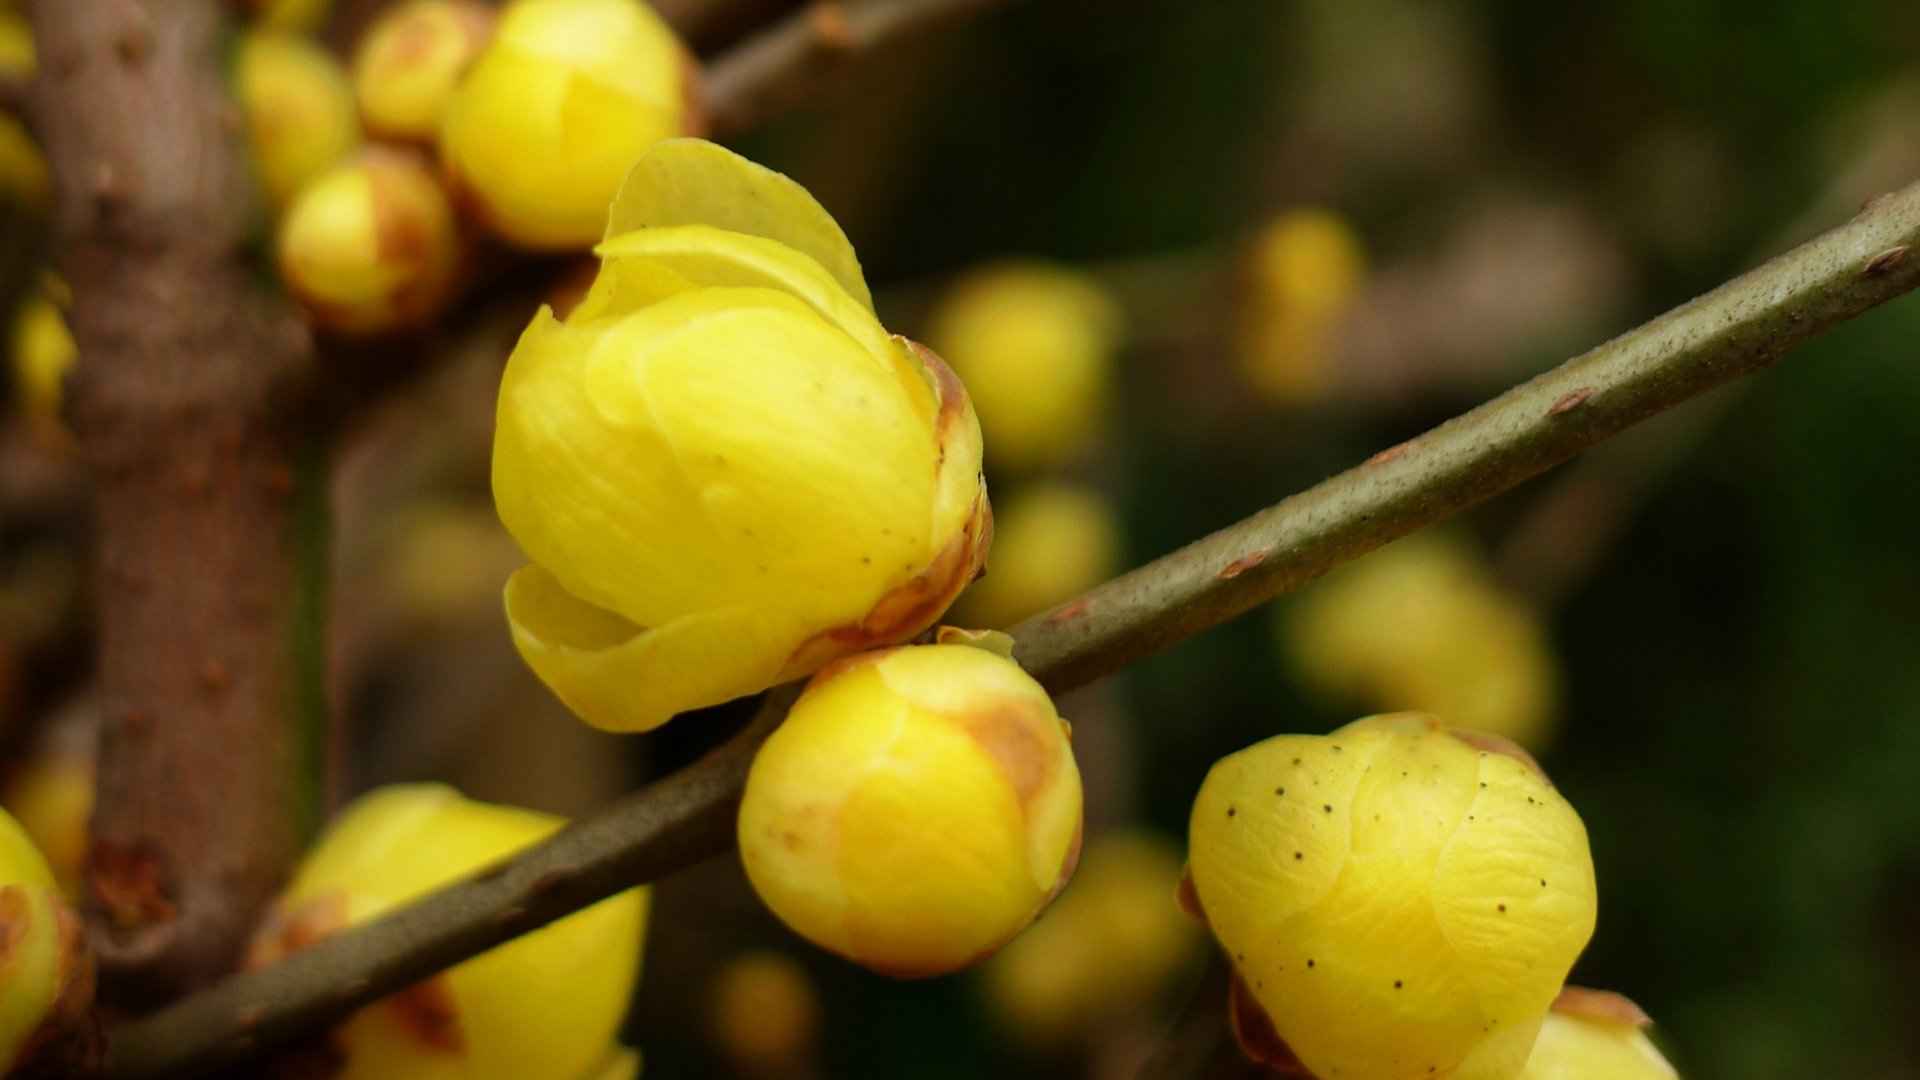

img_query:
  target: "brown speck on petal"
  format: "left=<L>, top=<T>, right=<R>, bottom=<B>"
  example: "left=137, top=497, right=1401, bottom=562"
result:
left=1552, top=986, right=1656, bottom=1028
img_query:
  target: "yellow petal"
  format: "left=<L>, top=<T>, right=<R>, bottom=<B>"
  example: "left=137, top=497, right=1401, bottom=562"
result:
left=503, top=564, right=792, bottom=733
left=604, top=139, right=873, bottom=311
left=584, top=225, right=892, bottom=363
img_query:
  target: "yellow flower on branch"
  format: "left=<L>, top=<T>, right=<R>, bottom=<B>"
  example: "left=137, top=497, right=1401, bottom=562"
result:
left=1187, top=713, right=1597, bottom=1080
left=0, top=809, right=90, bottom=1075
left=493, top=139, right=990, bottom=732
left=738, top=639, right=1082, bottom=977
left=439, top=0, right=702, bottom=250
left=248, top=784, right=647, bottom=1080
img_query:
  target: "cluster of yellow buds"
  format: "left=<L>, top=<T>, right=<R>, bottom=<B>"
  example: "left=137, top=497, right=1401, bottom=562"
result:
left=1281, top=530, right=1561, bottom=748
left=983, top=831, right=1203, bottom=1046
left=1186, top=712, right=1598, bottom=1079
left=738, top=638, right=1082, bottom=977
left=248, top=784, right=646, bottom=1079
left=1235, top=208, right=1367, bottom=405
left=0, top=808, right=92, bottom=1075
left=493, top=138, right=990, bottom=732
left=925, top=261, right=1124, bottom=473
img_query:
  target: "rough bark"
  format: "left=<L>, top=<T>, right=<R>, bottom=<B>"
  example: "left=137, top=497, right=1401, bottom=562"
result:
left=28, top=1, right=323, bottom=1004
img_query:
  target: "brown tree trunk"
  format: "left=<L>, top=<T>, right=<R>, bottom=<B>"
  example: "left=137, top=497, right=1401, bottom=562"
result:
left=29, top=0, right=325, bottom=1005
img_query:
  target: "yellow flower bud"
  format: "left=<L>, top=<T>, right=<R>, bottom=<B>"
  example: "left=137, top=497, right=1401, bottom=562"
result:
left=1282, top=531, right=1560, bottom=749
left=493, top=138, right=990, bottom=732
left=1236, top=209, right=1366, bottom=405
left=0, top=9, right=34, bottom=81
left=277, top=147, right=462, bottom=335
left=925, top=262, right=1123, bottom=472
left=0, top=710, right=94, bottom=900
left=241, top=0, right=331, bottom=33
left=738, top=642, right=1082, bottom=977
left=9, top=284, right=76, bottom=436
left=235, top=31, right=362, bottom=211
left=0, top=808, right=91, bottom=1075
left=353, top=0, right=496, bottom=141
left=0, top=113, right=49, bottom=210
left=1187, top=713, right=1597, bottom=1080
left=1521, top=989, right=1678, bottom=1080
left=708, top=951, right=821, bottom=1074
left=983, top=831, right=1202, bottom=1046
left=249, top=784, right=648, bottom=1080
left=439, top=0, right=700, bottom=250
left=956, top=482, right=1121, bottom=629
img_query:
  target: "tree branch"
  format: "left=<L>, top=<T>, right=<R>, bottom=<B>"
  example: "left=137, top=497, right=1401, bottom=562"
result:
left=102, top=177, right=1920, bottom=1077
left=29, top=0, right=326, bottom=1005
left=702, top=0, right=1013, bottom=135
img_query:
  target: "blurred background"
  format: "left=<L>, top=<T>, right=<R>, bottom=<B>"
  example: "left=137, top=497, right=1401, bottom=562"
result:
left=7, top=0, right=1920, bottom=1077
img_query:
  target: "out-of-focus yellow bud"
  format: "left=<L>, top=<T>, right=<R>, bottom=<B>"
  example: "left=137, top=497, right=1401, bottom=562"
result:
left=1521, top=989, right=1678, bottom=1080
left=353, top=0, right=496, bottom=141
left=925, top=262, right=1123, bottom=472
left=1235, top=209, right=1366, bottom=405
left=0, top=9, right=34, bottom=81
left=235, top=31, right=361, bottom=211
left=493, top=138, right=990, bottom=732
left=0, top=808, right=91, bottom=1075
left=1282, top=531, right=1560, bottom=749
left=9, top=285, right=76, bottom=436
left=955, top=483, right=1121, bottom=629
left=984, top=831, right=1202, bottom=1046
left=379, top=499, right=524, bottom=626
left=0, top=113, right=49, bottom=210
left=277, top=147, right=461, bottom=335
left=1187, top=713, right=1597, bottom=1080
left=439, top=0, right=700, bottom=250
left=0, top=707, right=94, bottom=900
left=249, top=784, right=647, bottom=1080
left=709, top=951, right=821, bottom=1075
left=739, top=641, right=1082, bottom=977
left=239, top=0, right=331, bottom=33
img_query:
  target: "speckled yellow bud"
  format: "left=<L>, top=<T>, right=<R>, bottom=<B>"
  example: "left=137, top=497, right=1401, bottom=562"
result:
left=249, top=784, right=647, bottom=1080
left=240, top=0, right=331, bottom=32
left=438, top=0, right=700, bottom=250
left=9, top=284, right=76, bottom=435
left=1521, top=989, right=1677, bottom=1080
left=277, top=147, right=461, bottom=335
left=235, top=31, right=361, bottom=211
left=924, top=261, right=1122, bottom=472
left=1236, top=209, right=1366, bottom=405
left=739, top=642, right=1082, bottom=977
left=1187, top=713, right=1597, bottom=1080
left=956, top=482, right=1121, bottom=629
left=0, top=113, right=48, bottom=210
left=1281, top=532, right=1560, bottom=748
left=709, top=951, right=821, bottom=1074
left=0, top=808, right=91, bottom=1075
left=984, top=831, right=1202, bottom=1046
left=493, top=139, right=990, bottom=732
left=353, top=0, right=495, bottom=140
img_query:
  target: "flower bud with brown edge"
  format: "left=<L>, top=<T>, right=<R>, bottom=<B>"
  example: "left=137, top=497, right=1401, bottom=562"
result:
left=277, top=146, right=463, bottom=336
left=738, top=636, right=1083, bottom=978
left=0, top=809, right=97, bottom=1077
left=353, top=0, right=497, bottom=141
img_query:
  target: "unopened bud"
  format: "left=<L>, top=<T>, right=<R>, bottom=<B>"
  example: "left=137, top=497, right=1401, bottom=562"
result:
left=1236, top=209, right=1366, bottom=405
left=236, top=31, right=361, bottom=212
left=353, top=0, right=496, bottom=141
